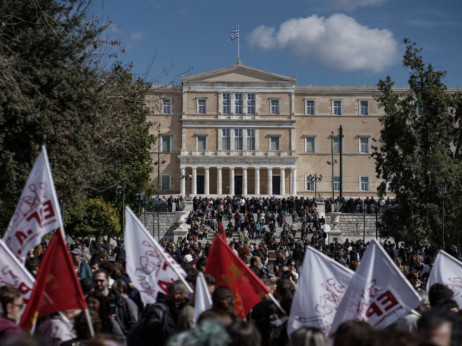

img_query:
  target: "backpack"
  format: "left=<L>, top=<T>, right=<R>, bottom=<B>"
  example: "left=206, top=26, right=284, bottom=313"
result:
left=127, top=302, right=168, bottom=346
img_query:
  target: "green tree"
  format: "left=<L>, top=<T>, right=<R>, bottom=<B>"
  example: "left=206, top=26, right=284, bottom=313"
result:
left=0, top=1, right=155, bottom=234
left=373, top=39, right=462, bottom=248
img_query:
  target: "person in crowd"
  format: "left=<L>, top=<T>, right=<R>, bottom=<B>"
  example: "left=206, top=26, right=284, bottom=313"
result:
left=0, top=286, right=24, bottom=343
left=290, top=326, right=327, bottom=346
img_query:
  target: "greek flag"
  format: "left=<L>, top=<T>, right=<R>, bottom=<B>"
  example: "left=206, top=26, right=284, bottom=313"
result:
left=229, top=27, right=239, bottom=41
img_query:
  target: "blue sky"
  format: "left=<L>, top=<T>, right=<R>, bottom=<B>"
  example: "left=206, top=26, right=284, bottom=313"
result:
left=90, top=0, right=462, bottom=87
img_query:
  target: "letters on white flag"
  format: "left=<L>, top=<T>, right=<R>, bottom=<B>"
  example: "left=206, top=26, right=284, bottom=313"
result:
left=194, top=272, right=212, bottom=326
left=427, top=250, right=462, bottom=308
left=287, top=246, right=354, bottom=336
left=330, top=239, right=421, bottom=334
left=0, top=239, right=35, bottom=305
left=3, top=146, right=62, bottom=263
left=124, top=207, right=186, bottom=304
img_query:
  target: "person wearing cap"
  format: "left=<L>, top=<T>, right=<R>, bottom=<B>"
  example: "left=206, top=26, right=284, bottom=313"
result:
left=183, top=254, right=196, bottom=267
left=71, top=247, right=92, bottom=280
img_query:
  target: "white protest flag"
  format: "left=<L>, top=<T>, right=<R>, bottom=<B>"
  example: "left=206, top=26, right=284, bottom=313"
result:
left=193, top=272, right=212, bottom=326
left=124, top=207, right=189, bottom=304
left=331, top=239, right=421, bottom=334
left=287, top=246, right=354, bottom=336
left=3, top=146, right=63, bottom=263
left=427, top=250, right=462, bottom=308
left=0, top=239, right=35, bottom=305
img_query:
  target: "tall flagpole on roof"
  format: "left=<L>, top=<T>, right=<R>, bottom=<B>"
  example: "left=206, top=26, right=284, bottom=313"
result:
left=237, top=25, right=240, bottom=61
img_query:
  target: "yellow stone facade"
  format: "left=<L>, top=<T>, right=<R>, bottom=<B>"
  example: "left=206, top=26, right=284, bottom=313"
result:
left=146, top=60, right=394, bottom=198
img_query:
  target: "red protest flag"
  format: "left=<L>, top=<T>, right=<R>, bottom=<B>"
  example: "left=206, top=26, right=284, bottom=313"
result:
left=205, top=235, right=269, bottom=319
left=218, top=221, right=227, bottom=241
left=20, top=230, right=87, bottom=331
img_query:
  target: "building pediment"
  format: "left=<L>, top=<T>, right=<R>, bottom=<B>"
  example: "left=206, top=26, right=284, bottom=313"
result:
left=182, top=60, right=296, bottom=85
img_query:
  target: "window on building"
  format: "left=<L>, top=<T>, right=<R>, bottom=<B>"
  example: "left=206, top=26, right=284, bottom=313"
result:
left=247, top=129, right=255, bottom=150
left=334, top=176, right=340, bottom=191
left=415, top=101, right=422, bottom=116
left=198, top=99, right=207, bottom=114
left=306, top=176, right=315, bottom=191
left=161, top=136, right=171, bottom=153
left=235, top=93, right=243, bottom=114
left=360, top=100, right=369, bottom=115
left=271, top=99, right=280, bottom=115
left=222, top=129, right=230, bottom=150
left=333, top=137, right=340, bottom=154
left=162, top=99, right=171, bottom=114
left=234, top=129, right=243, bottom=150
left=270, top=136, right=280, bottom=151
left=197, top=136, right=207, bottom=151
left=222, top=93, right=230, bottom=114
left=360, top=176, right=369, bottom=191
left=333, top=100, right=342, bottom=115
left=359, top=137, right=369, bottom=154
left=305, top=137, right=315, bottom=153
left=247, top=94, right=255, bottom=114
left=161, top=175, right=171, bottom=190
left=306, top=100, right=315, bottom=115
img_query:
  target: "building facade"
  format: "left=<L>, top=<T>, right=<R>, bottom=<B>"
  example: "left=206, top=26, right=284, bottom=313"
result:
left=146, top=60, right=392, bottom=198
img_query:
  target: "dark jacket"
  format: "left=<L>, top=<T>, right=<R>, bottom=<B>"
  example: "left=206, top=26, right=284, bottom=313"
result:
left=107, top=288, right=136, bottom=335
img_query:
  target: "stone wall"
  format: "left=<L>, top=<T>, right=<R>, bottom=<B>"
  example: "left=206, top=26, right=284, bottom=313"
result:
left=138, top=212, right=178, bottom=239
left=331, top=213, right=380, bottom=238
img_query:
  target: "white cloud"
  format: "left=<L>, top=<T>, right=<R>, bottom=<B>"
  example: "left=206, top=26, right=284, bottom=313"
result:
left=130, top=31, right=145, bottom=41
left=329, top=0, right=386, bottom=11
left=248, top=14, right=399, bottom=72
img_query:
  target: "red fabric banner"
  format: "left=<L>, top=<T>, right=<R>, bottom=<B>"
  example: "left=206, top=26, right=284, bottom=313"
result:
left=218, top=221, right=227, bottom=241
left=20, top=230, right=87, bottom=331
left=205, top=235, right=269, bottom=319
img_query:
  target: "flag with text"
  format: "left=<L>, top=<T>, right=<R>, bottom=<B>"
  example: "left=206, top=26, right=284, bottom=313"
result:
left=125, top=207, right=186, bottom=304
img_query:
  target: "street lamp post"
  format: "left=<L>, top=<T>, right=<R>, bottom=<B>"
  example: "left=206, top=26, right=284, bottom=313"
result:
left=136, top=192, right=145, bottom=216
left=308, top=174, right=322, bottom=198
left=441, top=188, right=448, bottom=250
left=116, top=185, right=125, bottom=233
left=409, top=195, right=417, bottom=248
left=327, top=130, right=337, bottom=212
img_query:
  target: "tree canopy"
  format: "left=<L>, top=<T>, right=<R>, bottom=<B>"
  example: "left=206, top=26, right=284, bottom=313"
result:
left=373, top=39, right=462, bottom=248
left=0, top=0, right=155, bottom=236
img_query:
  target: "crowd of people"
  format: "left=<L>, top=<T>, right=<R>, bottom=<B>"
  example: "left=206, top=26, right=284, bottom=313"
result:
left=0, top=195, right=460, bottom=346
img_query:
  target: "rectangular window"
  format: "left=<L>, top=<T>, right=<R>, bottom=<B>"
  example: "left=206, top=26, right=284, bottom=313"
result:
left=198, top=99, right=206, bottom=114
left=161, top=136, right=171, bottom=153
left=234, top=129, right=243, bottom=150
left=415, top=101, right=422, bottom=116
left=360, top=100, right=369, bottom=115
left=222, top=93, right=230, bottom=114
left=305, top=137, right=315, bottom=153
left=333, top=100, right=342, bottom=115
left=306, top=100, right=315, bottom=115
left=247, top=129, right=255, bottom=150
left=197, top=136, right=206, bottom=151
left=271, top=100, right=280, bottom=115
left=334, top=176, right=340, bottom=191
left=333, top=137, right=340, bottom=154
left=270, top=136, right=280, bottom=151
left=247, top=94, right=255, bottom=114
left=235, top=93, right=243, bottom=114
left=360, top=176, right=369, bottom=191
left=161, top=175, right=171, bottom=190
left=222, top=129, right=230, bottom=150
left=359, top=137, right=369, bottom=154
left=306, top=176, right=315, bottom=191
left=162, top=99, right=171, bottom=114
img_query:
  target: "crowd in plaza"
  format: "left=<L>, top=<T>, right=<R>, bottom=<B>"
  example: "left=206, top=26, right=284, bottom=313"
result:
left=1, top=195, right=461, bottom=346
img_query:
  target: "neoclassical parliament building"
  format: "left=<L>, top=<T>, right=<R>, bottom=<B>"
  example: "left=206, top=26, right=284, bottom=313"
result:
left=146, top=60, right=396, bottom=198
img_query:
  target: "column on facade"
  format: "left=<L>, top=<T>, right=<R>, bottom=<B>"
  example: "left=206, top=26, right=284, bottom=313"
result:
left=242, top=167, right=248, bottom=196
left=267, top=168, right=273, bottom=196
left=280, top=168, right=285, bottom=195
left=204, top=167, right=210, bottom=195
left=192, top=167, right=197, bottom=195
left=290, top=168, right=297, bottom=195
left=180, top=168, right=186, bottom=196
left=229, top=167, right=235, bottom=195
left=217, top=167, right=222, bottom=195
left=255, top=168, right=260, bottom=195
